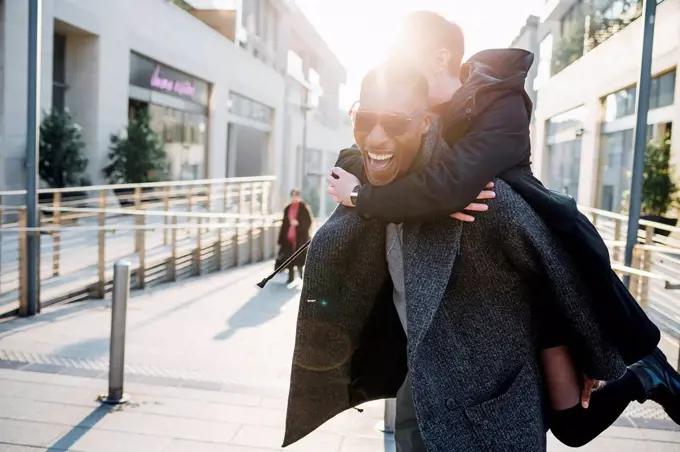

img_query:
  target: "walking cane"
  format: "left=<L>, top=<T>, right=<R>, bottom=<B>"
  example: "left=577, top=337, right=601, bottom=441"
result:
left=257, top=240, right=311, bottom=288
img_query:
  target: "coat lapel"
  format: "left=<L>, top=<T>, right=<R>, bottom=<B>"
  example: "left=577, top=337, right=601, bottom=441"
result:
left=402, top=220, right=463, bottom=354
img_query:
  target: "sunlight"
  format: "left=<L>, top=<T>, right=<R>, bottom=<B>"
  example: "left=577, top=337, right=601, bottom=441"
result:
left=294, top=0, right=542, bottom=109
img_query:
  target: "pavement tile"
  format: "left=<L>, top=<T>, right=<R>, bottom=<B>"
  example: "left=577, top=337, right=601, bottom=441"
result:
left=0, top=419, right=72, bottom=447
left=340, top=436, right=395, bottom=452
left=94, top=410, right=240, bottom=444
left=230, top=425, right=343, bottom=452
left=48, top=428, right=171, bottom=452
left=0, top=369, right=101, bottom=390
left=199, top=404, right=285, bottom=428
left=0, top=397, right=101, bottom=427
left=163, top=439, right=278, bottom=452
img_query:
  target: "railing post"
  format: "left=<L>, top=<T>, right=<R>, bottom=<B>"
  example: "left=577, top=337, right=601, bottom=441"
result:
left=134, top=186, right=142, bottom=252
left=187, top=185, right=194, bottom=238
left=52, top=192, right=61, bottom=277
left=137, top=214, right=146, bottom=289
left=163, top=186, right=170, bottom=245
left=630, top=247, right=641, bottom=302
left=613, top=218, right=622, bottom=263
left=376, top=398, right=396, bottom=434
left=195, top=216, right=203, bottom=276
left=640, top=225, right=654, bottom=310
left=168, top=216, right=177, bottom=282
left=18, top=210, right=29, bottom=316
left=97, top=190, right=107, bottom=298
left=100, top=260, right=131, bottom=405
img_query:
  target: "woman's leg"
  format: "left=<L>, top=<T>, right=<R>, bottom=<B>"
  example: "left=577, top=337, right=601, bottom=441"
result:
left=543, top=347, right=645, bottom=447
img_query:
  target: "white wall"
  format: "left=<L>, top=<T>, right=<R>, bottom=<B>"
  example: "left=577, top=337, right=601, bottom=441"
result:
left=533, top=0, right=680, bottom=206
left=1, top=0, right=287, bottom=190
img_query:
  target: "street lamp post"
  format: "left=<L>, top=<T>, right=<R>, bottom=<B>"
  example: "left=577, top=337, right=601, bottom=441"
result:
left=623, top=0, right=657, bottom=287
left=24, top=0, right=42, bottom=316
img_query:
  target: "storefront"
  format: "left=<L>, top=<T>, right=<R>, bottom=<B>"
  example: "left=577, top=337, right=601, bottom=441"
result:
left=128, top=52, right=211, bottom=181
left=226, top=92, right=274, bottom=178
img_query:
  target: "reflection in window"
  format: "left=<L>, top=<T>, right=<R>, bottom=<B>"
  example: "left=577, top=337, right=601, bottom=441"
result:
left=604, top=70, right=676, bottom=122
left=545, top=105, right=586, bottom=199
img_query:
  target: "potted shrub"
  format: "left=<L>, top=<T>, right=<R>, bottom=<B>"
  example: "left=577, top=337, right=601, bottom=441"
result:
left=103, top=109, right=168, bottom=207
left=38, top=108, right=90, bottom=212
left=640, top=135, right=678, bottom=236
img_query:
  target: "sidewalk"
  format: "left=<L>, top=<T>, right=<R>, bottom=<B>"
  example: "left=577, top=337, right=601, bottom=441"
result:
left=0, top=261, right=678, bottom=451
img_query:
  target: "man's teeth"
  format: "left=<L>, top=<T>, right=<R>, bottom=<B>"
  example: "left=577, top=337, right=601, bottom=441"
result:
left=368, top=152, right=394, bottom=161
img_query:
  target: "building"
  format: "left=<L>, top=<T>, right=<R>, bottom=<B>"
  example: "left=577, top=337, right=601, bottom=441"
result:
left=511, top=0, right=680, bottom=212
left=0, top=0, right=352, bottom=215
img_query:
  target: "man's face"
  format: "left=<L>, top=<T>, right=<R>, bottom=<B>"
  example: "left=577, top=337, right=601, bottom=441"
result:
left=353, top=89, right=430, bottom=186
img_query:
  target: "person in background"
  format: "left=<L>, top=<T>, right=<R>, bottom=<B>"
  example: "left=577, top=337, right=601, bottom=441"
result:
left=277, top=189, right=313, bottom=284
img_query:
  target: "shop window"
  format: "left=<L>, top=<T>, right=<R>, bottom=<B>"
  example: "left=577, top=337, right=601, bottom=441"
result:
left=52, top=33, right=68, bottom=112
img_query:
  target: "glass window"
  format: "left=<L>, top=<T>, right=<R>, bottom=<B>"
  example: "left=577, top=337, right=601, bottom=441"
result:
left=52, top=33, right=67, bottom=112
left=598, top=129, right=634, bottom=212
left=546, top=140, right=581, bottom=198
left=656, top=70, right=676, bottom=108
left=604, top=70, right=675, bottom=121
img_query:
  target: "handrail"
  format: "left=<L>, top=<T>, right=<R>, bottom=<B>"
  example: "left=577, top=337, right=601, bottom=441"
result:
left=579, top=205, right=680, bottom=233
left=1, top=220, right=282, bottom=233
left=0, top=175, right=276, bottom=195
left=37, top=205, right=275, bottom=220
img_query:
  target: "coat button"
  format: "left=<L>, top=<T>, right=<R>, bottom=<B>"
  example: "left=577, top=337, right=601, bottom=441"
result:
left=445, top=398, right=456, bottom=410
left=465, top=108, right=472, bottom=114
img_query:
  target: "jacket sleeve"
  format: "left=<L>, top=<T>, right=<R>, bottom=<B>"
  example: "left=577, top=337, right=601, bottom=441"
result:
left=335, top=146, right=368, bottom=184
left=278, top=205, right=289, bottom=245
left=355, top=94, right=530, bottom=223
left=497, top=189, right=626, bottom=382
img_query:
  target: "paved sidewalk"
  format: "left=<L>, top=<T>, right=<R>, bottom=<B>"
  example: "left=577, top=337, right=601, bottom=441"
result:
left=0, top=261, right=678, bottom=451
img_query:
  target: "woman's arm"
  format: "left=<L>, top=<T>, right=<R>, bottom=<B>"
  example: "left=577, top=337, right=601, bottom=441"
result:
left=351, top=94, right=529, bottom=223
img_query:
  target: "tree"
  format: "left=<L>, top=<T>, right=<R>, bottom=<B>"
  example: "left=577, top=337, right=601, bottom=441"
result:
left=103, top=109, right=168, bottom=184
left=39, top=108, right=89, bottom=188
left=641, top=135, right=678, bottom=216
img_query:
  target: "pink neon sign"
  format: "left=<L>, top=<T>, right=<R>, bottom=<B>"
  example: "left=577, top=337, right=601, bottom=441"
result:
left=150, top=65, right=196, bottom=98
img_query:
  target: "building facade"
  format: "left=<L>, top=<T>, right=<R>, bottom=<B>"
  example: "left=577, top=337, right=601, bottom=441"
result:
left=0, top=0, right=352, bottom=214
left=511, top=0, right=680, bottom=213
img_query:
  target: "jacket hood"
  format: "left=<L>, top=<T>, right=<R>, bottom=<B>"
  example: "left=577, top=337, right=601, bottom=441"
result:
left=444, top=49, right=534, bottom=123
left=460, top=49, right=534, bottom=85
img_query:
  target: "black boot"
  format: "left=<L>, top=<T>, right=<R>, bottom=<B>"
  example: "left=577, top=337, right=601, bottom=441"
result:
left=629, top=347, right=680, bottom=424
left=287, top=268, right=295, bottom=284
left=298, top=266, right=304, bottom=279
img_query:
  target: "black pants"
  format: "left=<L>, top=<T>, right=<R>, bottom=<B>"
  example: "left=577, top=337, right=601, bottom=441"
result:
left=394, top=369, right=641, bottom=450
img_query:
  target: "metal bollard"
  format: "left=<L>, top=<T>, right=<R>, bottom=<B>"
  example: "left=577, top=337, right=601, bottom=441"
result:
left=99, top=261, right=131, bottom=405
left=376, top=398, right=396, bottom=434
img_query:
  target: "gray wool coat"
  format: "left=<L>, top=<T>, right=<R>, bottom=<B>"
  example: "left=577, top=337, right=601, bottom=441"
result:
left=282, top=124, right=627, bottom=452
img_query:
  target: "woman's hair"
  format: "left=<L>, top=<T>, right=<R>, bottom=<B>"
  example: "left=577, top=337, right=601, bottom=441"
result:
left=290, top=188, right=301, bottom=197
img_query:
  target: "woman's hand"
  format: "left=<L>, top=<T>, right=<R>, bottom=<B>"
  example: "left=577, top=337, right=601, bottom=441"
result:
left=581, top=375, right=602, bottom=409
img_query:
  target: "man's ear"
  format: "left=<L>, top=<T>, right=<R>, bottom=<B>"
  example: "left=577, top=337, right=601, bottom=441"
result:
left=421, top=115, right=432, bottom=135
left=434, top=48, right=450, bottom=74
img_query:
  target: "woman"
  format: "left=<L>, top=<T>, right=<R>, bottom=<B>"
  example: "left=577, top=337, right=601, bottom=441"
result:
left=277, top=189, right=313, bottom=284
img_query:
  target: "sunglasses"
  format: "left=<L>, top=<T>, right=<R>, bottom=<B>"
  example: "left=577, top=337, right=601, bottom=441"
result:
left=349, top=102, right=426, bottom=137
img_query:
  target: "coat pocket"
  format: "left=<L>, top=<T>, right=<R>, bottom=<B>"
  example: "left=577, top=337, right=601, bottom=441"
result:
left=464, top=363, right=546, bottom=452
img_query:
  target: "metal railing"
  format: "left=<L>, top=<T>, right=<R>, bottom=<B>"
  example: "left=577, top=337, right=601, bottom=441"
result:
left=578, top=206, right=680, bottom=370
left=0, top=177, right=280, bottom=317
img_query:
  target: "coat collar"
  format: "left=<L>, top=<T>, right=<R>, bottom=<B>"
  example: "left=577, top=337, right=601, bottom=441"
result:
left=403, top=220, right=463, bottom=354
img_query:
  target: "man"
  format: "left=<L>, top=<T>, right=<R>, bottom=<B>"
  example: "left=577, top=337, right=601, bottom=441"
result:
left=328, top=11, right=679, bottom=427
left=283, top=61, right=628, bottom=452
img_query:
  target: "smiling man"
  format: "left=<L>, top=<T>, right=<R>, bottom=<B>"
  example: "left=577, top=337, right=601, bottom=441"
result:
left=282, top=61, right=629, bottom=452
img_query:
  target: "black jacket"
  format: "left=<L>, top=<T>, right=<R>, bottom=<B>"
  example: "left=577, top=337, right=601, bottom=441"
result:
left=336, top=48, right=659, bottom=365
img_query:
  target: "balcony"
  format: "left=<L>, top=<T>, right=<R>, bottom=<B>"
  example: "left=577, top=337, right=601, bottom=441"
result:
left=551, top=25, right=585, bottom=76
left=550, top=0, right=663, bottom=76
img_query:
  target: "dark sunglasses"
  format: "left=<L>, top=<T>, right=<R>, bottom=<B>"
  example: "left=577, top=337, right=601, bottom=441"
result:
left=349, top=102, right=426, bottom=137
